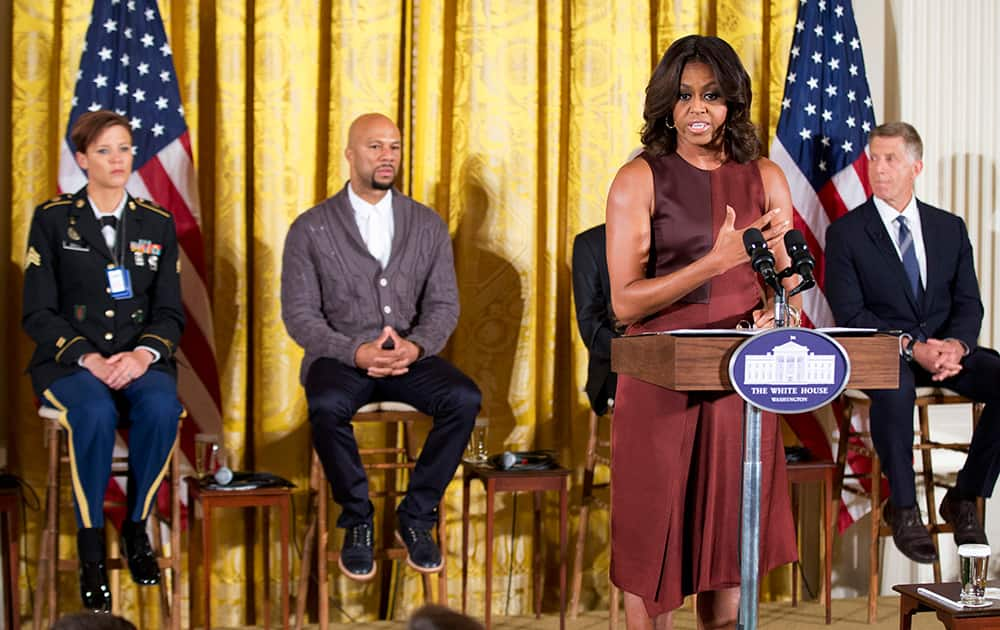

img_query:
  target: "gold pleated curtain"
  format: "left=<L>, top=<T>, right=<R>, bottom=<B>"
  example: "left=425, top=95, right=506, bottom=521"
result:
left=4, top=0, right=797, bottom=625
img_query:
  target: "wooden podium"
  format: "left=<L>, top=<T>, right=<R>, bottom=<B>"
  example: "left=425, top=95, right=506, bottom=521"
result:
left=611, top=331, right=899, bottom=391
left=610, top=330, right=899, bottom=629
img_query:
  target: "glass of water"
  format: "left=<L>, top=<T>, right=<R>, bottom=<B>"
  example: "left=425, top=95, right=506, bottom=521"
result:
left=464, top=417, right=489, bottom=464
left=959, top=543, right=990, bottom=606
left=194, top=433, right=221, bottom=477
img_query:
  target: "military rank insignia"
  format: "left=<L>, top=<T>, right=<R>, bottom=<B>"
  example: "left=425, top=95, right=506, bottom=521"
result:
left=25, top=245, right=41, bottom=269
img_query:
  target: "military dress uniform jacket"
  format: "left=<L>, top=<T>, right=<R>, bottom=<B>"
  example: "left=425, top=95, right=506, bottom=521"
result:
left=22, top=187, right=185, bottom=395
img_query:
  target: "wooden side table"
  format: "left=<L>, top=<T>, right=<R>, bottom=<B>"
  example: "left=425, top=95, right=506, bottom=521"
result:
left=786, top=459, right=836, bottom=624
left=461, top=462, right=569, bottom=630
left=185, top=479, right=292, bottom=630
left=1, top=487, right=20, bottom=630
left=894, top=582, right=1000, bottom=629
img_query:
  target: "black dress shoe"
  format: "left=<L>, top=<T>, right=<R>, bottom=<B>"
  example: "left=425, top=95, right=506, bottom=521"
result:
left=396, top=525, right=443, bottom=573
left=884, top=501, right=938, bottom=563
left=120, top=521, right=161, bottom=585
left=338, top=522, right=376, bottom=581
left=940, top=487, right=989, bottom=546
left=79, top=559, right=112, bottom=613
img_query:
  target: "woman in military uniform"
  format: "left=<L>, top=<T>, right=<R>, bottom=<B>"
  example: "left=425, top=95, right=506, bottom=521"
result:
left=22, top=110, right=184, bottom=612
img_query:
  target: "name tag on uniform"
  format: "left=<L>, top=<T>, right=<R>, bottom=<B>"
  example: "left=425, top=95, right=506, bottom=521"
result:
left=62, top=241, right=91, bottom=252
left=106, top=267, right=133, bottom=300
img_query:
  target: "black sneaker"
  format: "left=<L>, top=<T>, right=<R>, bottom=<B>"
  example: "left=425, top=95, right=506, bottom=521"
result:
left=338, top=522, right=376, bottom=581
left=395, top=526, right=443, bottom=573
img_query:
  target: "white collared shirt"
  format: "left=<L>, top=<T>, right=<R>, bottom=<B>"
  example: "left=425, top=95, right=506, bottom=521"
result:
left=347, top=183, right=394, bottom=269
left=873, top=194, right=926, bottom=289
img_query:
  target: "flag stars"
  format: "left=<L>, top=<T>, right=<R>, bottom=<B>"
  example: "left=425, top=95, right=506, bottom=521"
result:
left=833, top=31, right=844, bottom=45
left=98, top=47, right=112, bottom=61
left=145, top=8, right=156, bottom=20
left=152, top=123, right=165, bottom=137
left=818, top=160, right=827, bottom=172
left=862, top=120, right=872, bottom=133
left=120, top=53, right=129, bottom=67
left=788, top=72, right=797, bottom=84
left=115, top=81, right=128, bottom=95
left=847, top=90, right=857, bottom=102
left=799, top=128, right=812, bottom=141
left=841, top=140, right=853, bottom=153
left=133, top=88, right=146, bottom=103
left=137, top=62, right=149, bottom=76
left=850, top=37, right=860, bottom=50
left=141, top=33, right=155, bottom=47
left=103, top=19, right=117, bottom=33
left=825, top=84, right=838, bottom=97
left=819, top=0, right=827, bottom=11
left=812, top=52, right=823, bottom=64
left=782, top=98, right=791, bottom=110
left=159, top=70, right=171, bottom=82
left=796, top=20, right=805, bottom=32
left=123, top=27, right=132, bottom=39
left=849, top=64, right=858, bottom=76
left=77, top=69, right=83, bottom=80
left=864, top=96, right=873, bottom=108
left=835, top=4, right=845, bottom=17
left=127, top=0, right=136, bottom=10
left=821, top=136, right=831, bottom=147
left=791, top=45, right=800, bottom=58
left=822, top=110, right=833, bottom=122
left=129, top=117, right=142, bottom=130
left=814, top=25, right=824, bottom=37
left=93, top=73, right=108, bottom=88
left=114, top=108, right=126, bottom=116
left=155, top=96, right=169, bottom=110
left=160, top=42, right=172, bottom=57
left=828, top=57, right=840, bottom=71
left=72, top=95, right=78, bottom=106
left=846, top=116, right=856, bottom=128
left=804, top=103, right=817, bottom=116
left=177, top=104, right=185, bottom=116
left=807, top=76, right=820, bottom=90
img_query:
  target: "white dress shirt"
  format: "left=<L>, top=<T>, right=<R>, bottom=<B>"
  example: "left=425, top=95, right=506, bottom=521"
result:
left=873, top=194, right=926, bottom=290
left=348, top=183, right=394, bottom=270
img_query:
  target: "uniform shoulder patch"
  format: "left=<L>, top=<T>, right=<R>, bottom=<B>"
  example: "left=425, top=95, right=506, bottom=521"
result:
left=134, top=198, right=171, bottom=218
left=41, top=195, right=72, bottom=210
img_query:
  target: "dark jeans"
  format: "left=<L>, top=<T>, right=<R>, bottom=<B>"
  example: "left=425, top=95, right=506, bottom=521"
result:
left=305, top=356, right=480, bottom=530
left=867, top=348, right=1000, bottom=507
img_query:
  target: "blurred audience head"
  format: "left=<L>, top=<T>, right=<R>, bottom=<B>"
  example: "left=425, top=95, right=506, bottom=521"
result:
left=407, top=604, right=485, bottom=630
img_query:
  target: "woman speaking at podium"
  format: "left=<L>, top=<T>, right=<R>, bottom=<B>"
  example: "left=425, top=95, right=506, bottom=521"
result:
left=605, top=35, right=799, bottom=629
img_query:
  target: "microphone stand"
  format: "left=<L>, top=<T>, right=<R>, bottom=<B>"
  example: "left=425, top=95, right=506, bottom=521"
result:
left=737, top=273, right=807, bottom=630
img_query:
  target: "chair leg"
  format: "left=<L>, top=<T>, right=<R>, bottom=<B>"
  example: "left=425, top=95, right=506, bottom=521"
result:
left=571, top=410, right=599, bottom=618
left=609, top=581, right=619, bottom=630
left=34, top=423, right=61, bottom=630
left=916, top=404, right=944, bottom=582
left=868, top=453, right=881, bottom=624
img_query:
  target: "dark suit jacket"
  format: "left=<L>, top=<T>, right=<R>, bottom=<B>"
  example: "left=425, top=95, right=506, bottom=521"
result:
left=572, top=224, right=619, bottom=415
left=22, top=187, right=185, bottom=395
left=825, top=197, right=983, bottom=350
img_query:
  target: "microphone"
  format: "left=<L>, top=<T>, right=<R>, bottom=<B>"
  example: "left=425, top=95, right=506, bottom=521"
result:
left=784, top=229, right=816, bottom=295
left=500, top=451, right=519, bottom=470
left=742, top=228, right=777, bottom=287
left=214, top=465, right=233, bottom=485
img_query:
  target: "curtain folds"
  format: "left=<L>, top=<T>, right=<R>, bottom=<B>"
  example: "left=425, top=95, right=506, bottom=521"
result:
left=4, top=1, right=796, bottom=624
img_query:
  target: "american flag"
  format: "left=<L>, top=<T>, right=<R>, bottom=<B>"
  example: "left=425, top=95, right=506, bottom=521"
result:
left=59, top=0, right=222, bottom=523
left=769, top=0, right=877, bottom=530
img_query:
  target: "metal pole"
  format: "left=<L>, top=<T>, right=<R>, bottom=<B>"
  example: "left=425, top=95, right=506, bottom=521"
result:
left=737, top=402, right=762, bottom=630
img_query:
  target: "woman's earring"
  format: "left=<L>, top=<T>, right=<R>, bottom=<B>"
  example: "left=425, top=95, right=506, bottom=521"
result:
left=665, top=119, right=675, bottom=129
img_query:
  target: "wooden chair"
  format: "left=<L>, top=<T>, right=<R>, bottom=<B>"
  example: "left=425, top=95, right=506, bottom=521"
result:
left=32, top=406, right=182, bottom=630
left=785, top=458, right=836, bottom=624
left=569, top=407, right=619, bottom=628
left=295, top=401, right=446, bottom=629
left=835, top=387, right=983, bottom=623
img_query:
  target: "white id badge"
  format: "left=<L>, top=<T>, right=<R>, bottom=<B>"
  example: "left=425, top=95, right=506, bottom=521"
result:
left=106, top=267, right=134, bottom=300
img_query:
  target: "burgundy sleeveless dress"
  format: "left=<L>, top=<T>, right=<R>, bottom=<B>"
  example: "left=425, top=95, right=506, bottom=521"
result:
left=610, top=152, right=797, bottom=616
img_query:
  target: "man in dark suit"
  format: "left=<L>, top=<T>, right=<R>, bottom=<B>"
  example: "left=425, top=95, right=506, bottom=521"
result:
left=22, top=110, right=185, bottom=611
left=826, top=122, right=1000, bottom=563
left=572, top=224, right=621, bottom=415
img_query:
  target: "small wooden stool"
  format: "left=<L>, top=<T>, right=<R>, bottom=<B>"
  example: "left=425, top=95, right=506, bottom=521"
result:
left=785, top=459, right=836, bottom=624
left=1, top=486, right=21, bottom=630
left=185, top=479, right=292, bottom=630
left=461, top=462, right=569, bottom=630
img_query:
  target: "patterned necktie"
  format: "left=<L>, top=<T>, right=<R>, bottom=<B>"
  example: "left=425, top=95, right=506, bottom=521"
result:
left=895, top=215, right=923, bottom=302
left=99, top=215, right=117, bottom=251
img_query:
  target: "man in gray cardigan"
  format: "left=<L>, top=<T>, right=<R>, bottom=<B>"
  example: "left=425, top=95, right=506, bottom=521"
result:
left=281, top=113, right=480, bottom=580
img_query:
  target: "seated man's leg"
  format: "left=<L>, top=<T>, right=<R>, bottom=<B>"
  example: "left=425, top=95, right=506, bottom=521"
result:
left=936, top=348, right=1000, bottom=544
left=305, top=357, right=378, bottom=580
left=44, top=370, right=118, bottom=611
left=120, top=369, right=183, bottom=585
left=379, top=356, right=480, bottom=571
left=867, top=359, right=938, bottom=563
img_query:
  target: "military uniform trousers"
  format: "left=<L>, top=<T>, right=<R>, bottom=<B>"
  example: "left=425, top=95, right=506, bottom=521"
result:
left=42, top=369, right=181, bottom=528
